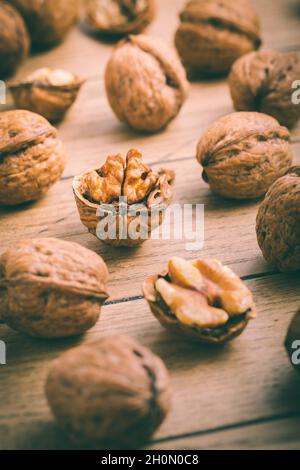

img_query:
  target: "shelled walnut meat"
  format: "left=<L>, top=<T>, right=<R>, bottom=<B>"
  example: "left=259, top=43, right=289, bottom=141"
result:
left=229, top=51, right=300, bottom=128
left=0, top=1, right=29, bottom=78
left=73, top=148, right=174, bottom=246
left=285, top=309, right=300, bottom=374
left=196, top=112, right=293, bottom=199
left=0, top=110, right=65, bottom=205
left=175, top=0, right=261, bottom=76
left=143, top=257, right=256, bottom=344
left=0, top=238, right=109, bottom=338
left=9, top=68, right=85, bottom=123
left=256, top=167, right=300, bottom=272
left=85, top=0, right=156, bottom=35
left=46, top=335, right=171, bottom=448
left=105, top=34, right=189, bottom=132
left=7, top=0, right=79, bottom=48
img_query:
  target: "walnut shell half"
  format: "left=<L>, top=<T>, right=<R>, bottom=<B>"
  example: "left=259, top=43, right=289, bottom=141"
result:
left=285, top=309, right=300, bottom=374
left=85, top=0, right=156, bottom=36
left=73, top=148, right=175, bottom=247
left=229, top=50, right=300, bottom=128
left=9, top=68, right=85, bottom=123
left=196, top=112, right=293, bottom=199
left=45, top=335, right=171, bottom=448
left=0, top=238, right=109, bottom=337
left=256, top=167, right=300, bottom=272
left=105, top=34, right=189, bottom=133
left=0, top=110, right=65, bottom=205
left=143, top=257, right=256, bottom=345
left=175, top=0, right=261, bottom=76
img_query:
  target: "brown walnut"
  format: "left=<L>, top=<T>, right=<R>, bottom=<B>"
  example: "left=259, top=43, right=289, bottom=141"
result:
left=0, top=1, right=29, bottom=78
left=0, top=110, right=65, bottom=205
left=105, top=34, right=189, bottom=133
left=229, top=50, right=300, bottom=129
left=256, top=167, right=300, bottom=272
left=45, top=335, right=171, bottom=448
left=9, top=68, right=86, bottom=123
left=175, top=0, right=261, bottom=76
left=196, top=112, right=293, bottom=199
left=85, top=0, right=156, bottom=36
left=285, top=309, right=300, bottom=374
left=73, top=148, right=175, bottom=247
left=0, top=238, right=109, bottom=338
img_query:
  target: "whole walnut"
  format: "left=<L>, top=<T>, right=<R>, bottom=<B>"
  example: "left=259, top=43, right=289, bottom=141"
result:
left=0, top=238, right=109, bottom=337
left=196, top=112, right=293, bottom=199
left=0, top=110, right=65, bottom=205
left=45, top=335, right=171, bottom=448
left=175, top=0, right=261, bottom=76
left=0, top=1, right=29, bottom=78
left=105, top=34, right=189, bottom=133
left=85, top=0, right=156, bottom=36
left=143, top=257, right=256, bottom=344
left=285, top=309, right=300, bottom=374
left=7, top=0, right=79, bottom=48
left=229, top=51, right=300, bottom=129
left=256, top=167, right=300, bottom=272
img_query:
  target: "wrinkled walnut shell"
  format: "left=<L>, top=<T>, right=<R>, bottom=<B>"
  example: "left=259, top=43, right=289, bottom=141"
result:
left=105, top=34, right=189, bottom=133
left=0, top=1, right=30, bottom=78
left=256, top=167, right=300, bottom=272
left=285, top=309, right=300, bottom=374
left=46, top=335, right=171, bottom=448
left=229, top=50, right=300, bottom=128
left=196, top=112, right=293, bottom=199
left=9, top=68, right=85, bottom=123
left=175, top=0, right=261, bottom=76
left=0, top=238, right=109, bottom=338
left=85, top=0, right=156, bottom=36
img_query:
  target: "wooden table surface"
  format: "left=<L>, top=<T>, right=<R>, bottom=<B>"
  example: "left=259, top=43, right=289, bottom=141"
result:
left=0, top=0, right=300, bottom=451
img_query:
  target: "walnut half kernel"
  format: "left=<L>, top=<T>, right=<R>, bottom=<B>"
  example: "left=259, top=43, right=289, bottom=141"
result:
left=143, top=257, right=256, bottom=344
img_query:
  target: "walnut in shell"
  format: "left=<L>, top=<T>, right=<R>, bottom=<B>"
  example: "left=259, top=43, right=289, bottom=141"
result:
left=256, top=167, right=300, bottom=272
left=105, top=34, right=189, bottom=132
left=45, top=335, right=171, bottom=448
left=7, top=0, right=78, bottom=48
left=285, top=309, right=300, bottom=374
left=196, top=112, right=293, bottom=199
left=0, top=110, right=65, bottom=205
left=85, top=0, right=156, bottom=35
left=0, top=238, right=109, bottom=337
left=9, top=68, right=85, bottom=123
left=73, top=148, right=175, bottom=247
left=0, top=1, right=29, bottom=78
left=175, top=0, right=261, bottom=76
left=143, top=257, right=256, bottom=344
left=229, top=51, right=300, bottom=129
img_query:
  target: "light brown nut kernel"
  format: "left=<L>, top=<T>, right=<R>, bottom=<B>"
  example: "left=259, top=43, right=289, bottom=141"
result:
left=9, top=68, right=85, bottom=123
left=45, top=335, right=171, bottom=449
left=123, top=148, right=158, bottom=204
left=143, top=257, right=256, bottom=344
left=256, top=167, right=300, bottom=272
left=105, top=34, right=189, bottom=133
left=229, top=50, right=300, bottom=128
left=85, top=0, right=156, bottom=36
left=285, top=309, right=300, bottom=374
left=0, top=238, right=109, bottom=338
left=0, top=110, right=65, bottom=206
left=175, top=0, right=261, bottom=76
left=196, top=112, right=293, bottom=199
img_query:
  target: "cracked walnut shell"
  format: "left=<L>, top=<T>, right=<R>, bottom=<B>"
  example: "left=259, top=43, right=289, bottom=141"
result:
left=46, top=335, right=171, bottom=448
left=196, top=112, right=293, bottom=199
left=143, top=257, right=256, bottom=344
left=85, top=0, right=156, bottom=36
left=0, top=110, right=65, bottom=206
left=0, top=238, right=109, bottom=337
left=105, top=34, right=189, bottom=132
left=175, top=0, right=261, bottom=76
left=229, top=51, right=300, bottom=129
left=256, top=167, right=300, bottom=272
left=9, top=68, right=85, bottom=123
left=0, top=1, right=29, bottom=78
left=285, top=309, right=300, bottom=374
left=73, top=148, right=174, bottom=247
